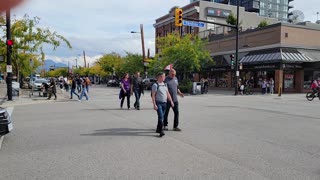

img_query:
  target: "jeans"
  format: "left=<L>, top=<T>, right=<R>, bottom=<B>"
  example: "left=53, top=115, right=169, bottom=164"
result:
left=70, top=88, right=79, bottom=99
left=120, top=91, right=130, bottom=108
left=156, top=101, right=167, bottom=133
left=79, top=87, right=89, bottom=100
left=77, top=84, right=82, bottom=93
left=270, top=86, right=274, bottom=94
left=164, top=101, right=179, bottom=128
left=134, top=90, right=141, bottom=109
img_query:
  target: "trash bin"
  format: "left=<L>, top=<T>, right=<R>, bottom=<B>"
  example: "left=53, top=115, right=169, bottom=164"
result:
left=0, top=108, right=13, bottom=136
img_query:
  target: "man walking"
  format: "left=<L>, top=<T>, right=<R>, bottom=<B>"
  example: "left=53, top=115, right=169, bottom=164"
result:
left=131, top=72, right=144, bottom=110
left=164, top=69, right=184, bottom=131
left=70, top=77, right=80, bottom=99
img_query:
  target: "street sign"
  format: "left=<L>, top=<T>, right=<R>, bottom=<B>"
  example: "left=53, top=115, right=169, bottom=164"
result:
left=182, top=20, right=205, bottom=28
left=6, top=65, right=12, bottom=73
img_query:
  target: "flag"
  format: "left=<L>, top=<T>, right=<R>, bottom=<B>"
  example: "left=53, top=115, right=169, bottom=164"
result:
left=164, top=64, right=173, bottom=70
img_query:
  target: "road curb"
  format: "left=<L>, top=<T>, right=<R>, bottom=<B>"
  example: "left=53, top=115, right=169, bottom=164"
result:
left=0, top=135, right=4, bottom=150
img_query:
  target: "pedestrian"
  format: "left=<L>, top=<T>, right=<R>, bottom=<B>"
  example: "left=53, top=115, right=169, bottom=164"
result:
left=204, top=77, right=209, bottom=94
left=47, top=78, right=57, bottom=100
left=79, top=77, right=89, bottom=101
left=152, top=72, right=174, bottom=137
left=76, top=76, right=82, bottom=93
left=269, top=78, right=275, bottom=94
left=120, top=73, right=131, bottom=110
left=70, top=77, right=80, bottom=99
left=200, top=77, right=205, bottom=94
left=131, top=72, right=144, bottom=110
left=85, top=77, right=91, bottom=93
left=163, top=69, right=184, bottom=131
left=261, top=79, right=267, bottom=94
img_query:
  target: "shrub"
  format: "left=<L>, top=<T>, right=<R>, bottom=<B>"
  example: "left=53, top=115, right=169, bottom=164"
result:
left=179, top=79, right=193, bottom=93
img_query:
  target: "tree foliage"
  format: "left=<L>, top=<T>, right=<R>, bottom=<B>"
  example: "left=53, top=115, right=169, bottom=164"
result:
left=153, top=32, right=213, bottom=79
left=0, top=14, right=72, bottom=80
left=226, top=13, right=237, bottom=26
left=258, top=20, right=269, bottom=28
left=96, top=52, right=123, bottom=77
left=120, top=52, right=144, bottom=75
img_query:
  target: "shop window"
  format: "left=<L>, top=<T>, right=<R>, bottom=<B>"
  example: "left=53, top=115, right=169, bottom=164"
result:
left=284, top=71, right=295, bottom=89
left=304, top=71, right=313, bottom=89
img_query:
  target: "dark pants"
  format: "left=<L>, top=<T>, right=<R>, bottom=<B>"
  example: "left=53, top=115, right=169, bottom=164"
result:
left=70, top=88, right=79, bottom=99
left=164, top=101, right=179, bottom=128
left=134, top=90, right=141, bottom=109
left=77, top=84, right=81, bottom=93
left=120, top=92, right=131, bottom=109
left=156, top=102, right=167, bottom=133
left=48, top=92, right=57, bottom=99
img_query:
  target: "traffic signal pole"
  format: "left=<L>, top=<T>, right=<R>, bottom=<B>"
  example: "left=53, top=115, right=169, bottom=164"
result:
left=235, top=0, right=240, bottom=95
left=6, top=9, right=12, bottom=101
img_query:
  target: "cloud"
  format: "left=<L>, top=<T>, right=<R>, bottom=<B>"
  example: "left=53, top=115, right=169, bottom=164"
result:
left=11, top=0, right=320, bottom=61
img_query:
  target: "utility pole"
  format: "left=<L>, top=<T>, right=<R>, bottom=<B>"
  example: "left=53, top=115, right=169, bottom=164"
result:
left=6, top=9, right=12, bottom=101
left=83, top=50, right=86, bottom=68
left=234, top=0, right=240, bottom=95
left=140, top=24, right=146, bottom=78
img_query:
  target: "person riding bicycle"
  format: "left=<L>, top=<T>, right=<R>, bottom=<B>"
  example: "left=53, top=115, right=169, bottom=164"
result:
left=311, top=78, right=320, bottom=95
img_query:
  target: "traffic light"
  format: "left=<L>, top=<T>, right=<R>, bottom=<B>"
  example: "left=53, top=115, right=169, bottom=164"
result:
left=6, top=40, right=13, bottom=53
left=175, top=8, right=183, bottom=27
left=230, top=54, right=235, bottom=69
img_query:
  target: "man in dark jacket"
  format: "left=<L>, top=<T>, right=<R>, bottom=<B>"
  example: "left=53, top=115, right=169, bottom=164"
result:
left=131, top=72, right=144, bottom=110
left=47, top=78, right=57, bottom=100
left=70, top=77, right=80, bottom=99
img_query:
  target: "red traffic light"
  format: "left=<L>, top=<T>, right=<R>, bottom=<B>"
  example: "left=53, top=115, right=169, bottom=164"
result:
left=6, top=40, right=14, bottom=46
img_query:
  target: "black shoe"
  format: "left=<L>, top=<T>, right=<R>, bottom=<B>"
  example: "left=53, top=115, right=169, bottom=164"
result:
left=159, top=131, right=165, bottom=137
left=163, top=126, right=168, bottom=131
left=137, top=107, right=140, bottom=110
left=70, top=97, right=72, bottom=99
left=173, top=127, right=181, bottom=131
left=156, top=129, right=160, bottom=133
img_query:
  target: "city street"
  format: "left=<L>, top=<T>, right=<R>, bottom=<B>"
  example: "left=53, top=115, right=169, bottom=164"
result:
left=0, top=86, right=320, bottom=179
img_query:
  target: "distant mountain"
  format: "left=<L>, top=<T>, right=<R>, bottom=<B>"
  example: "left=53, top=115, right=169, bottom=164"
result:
left=37, top=59, right=68, bottom=72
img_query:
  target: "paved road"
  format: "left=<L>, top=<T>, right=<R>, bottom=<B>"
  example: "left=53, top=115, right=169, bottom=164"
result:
left=0, top=86, right=320, bottom=180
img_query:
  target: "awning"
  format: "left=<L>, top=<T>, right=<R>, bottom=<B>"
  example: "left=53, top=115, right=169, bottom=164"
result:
left=240, top=48, right=320, bottom=64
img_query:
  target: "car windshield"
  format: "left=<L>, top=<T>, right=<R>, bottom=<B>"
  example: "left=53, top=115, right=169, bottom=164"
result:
left=34, top=79, right=47, bottom=83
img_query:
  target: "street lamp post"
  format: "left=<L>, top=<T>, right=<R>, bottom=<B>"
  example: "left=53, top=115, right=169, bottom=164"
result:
left=131, top=24, right=147, bottom=78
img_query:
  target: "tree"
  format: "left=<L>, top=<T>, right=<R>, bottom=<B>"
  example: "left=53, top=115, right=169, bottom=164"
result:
left=96, top=52, right=123, bottom=77
left=226, top=13, right=237, bottom=26
left=120, top=52, right=144, bottom=75
left=46, top=68, right=68, bottom=77
left=154, top=32, right=213, bottom=79
left=258, top=20, right=269, bottom=28
left=0, top=15, right=72, bottom=81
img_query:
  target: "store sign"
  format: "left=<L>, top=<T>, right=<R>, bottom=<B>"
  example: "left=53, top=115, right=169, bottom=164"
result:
left=285, top=74, right=294, bottom=79
left=283, top=64, right=303, bottom=69
left=253, top=65, right=277, bottom=69
left=207, top=8, right=231, bottom=18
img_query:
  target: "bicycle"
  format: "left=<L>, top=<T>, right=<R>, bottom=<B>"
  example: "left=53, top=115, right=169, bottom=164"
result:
left=306, top=90, right=320, bottom=101
left=244, top=85, right=253, bottom=95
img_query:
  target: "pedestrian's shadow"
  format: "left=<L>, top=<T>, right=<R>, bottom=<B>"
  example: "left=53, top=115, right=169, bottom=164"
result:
left=81, top=128, right=159, bottom=137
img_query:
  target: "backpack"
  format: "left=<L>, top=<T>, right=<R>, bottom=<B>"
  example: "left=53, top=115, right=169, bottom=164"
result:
left=150, top=82, right=167, bottom=98
left=85, top=78, right=91, bottom=85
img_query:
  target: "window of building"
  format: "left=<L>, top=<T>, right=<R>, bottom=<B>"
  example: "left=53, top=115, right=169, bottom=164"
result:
left=284, top=71, right=295, bottom=89
left=260, top=9, right=266, bottom=16
left=260, top=1, right=265, bottom=8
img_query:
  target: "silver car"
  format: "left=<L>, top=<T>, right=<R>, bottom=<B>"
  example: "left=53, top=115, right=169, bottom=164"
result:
left=33, top=79, right=48, bottom=91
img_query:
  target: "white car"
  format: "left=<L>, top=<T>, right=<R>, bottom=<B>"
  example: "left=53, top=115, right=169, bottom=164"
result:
left=33, top=79, right=48, bottom=90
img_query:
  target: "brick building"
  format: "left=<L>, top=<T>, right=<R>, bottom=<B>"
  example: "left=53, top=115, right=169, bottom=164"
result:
left=205, top=22, right=320, bottom=93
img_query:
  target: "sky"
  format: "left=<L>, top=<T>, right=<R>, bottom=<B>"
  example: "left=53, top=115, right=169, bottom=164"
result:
left=6, top=0, right=320, bottom=67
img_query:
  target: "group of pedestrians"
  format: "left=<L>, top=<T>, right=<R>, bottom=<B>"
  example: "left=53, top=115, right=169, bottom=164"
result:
left=238, top=77, right=275, bottom=95
left=118, top=70, right=184, bottom=137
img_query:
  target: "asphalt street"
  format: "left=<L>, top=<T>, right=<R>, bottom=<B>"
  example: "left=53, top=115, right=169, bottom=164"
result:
left=0, top=86, right=320, bottom=180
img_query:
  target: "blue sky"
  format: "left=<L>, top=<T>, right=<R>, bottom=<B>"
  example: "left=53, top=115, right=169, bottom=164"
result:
left=9, top=0, right=320, bottom=66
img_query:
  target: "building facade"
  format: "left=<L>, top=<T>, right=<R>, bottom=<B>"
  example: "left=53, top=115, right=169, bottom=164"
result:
left=154, top=1, right=277, bottom=53
left=191, top=0, right=294, bottom=22
left=204, top=22, right=320, bottom=93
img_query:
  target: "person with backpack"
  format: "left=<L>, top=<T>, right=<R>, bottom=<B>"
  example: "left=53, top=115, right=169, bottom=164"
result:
left=131, top=72, right=144, bottom=110
left=164, top=69, right=184, bottom=131
left=79, top=77, right=89, bottom=101
left=76, top=76, right=82, bottom=93
left=152, top=72, right=174, bottom=137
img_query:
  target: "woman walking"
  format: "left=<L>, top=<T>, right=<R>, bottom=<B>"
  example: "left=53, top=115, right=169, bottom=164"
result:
left=120, top=73, right=131, bottom=110
left=47, top=78, right=57, bottom=100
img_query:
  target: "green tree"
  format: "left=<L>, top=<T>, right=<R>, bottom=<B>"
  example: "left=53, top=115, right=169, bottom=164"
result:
left=0, top=15, right=72, bottom=81
left=226, top=13, right=237, bottom=26
left=96, top=52, right=123, bottom=77
left=258, top=20, right=269, bottom=28
left=154, top=32, right=213, bottom=79
left=120, top=52, right=144, bottom=76
left=46, top=68, right=68, bottom=77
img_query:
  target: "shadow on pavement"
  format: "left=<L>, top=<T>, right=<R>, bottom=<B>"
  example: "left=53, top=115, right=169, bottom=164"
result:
left=84, top=108, right=154, bottom=111
left=81, top=128, right=159, bottom=137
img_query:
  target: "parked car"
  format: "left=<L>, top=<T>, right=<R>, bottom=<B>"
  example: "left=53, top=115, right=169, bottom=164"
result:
left=33, top=79, right=48, bottom=91
left=107, top=79, right=120, bottom=87
left=142, top=78, right=156, bottom=90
